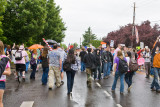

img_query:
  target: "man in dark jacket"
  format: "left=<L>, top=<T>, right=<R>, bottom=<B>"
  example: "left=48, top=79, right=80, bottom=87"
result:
left=0, top=57, right=9, bottom=78
left=101, top=45, right=113, bottom=79
left=84, top=48, right=96, bottom=87
left=79, top=47, right=87, bottom=72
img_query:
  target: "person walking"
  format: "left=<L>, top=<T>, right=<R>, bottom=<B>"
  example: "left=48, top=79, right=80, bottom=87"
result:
left=144, top=48, right=151, bottom=78
left=93, top=49, right=101, bottom=80
left=79, top=47, right=87, bottom=72
left=65, top=49, right=79, bottom=97
left=15, top=45, right=28, bottom=80
left=25, top=48, right=31, bottom=73
left=124, top=51, right=135, bottom=91
left=84, top=48, right=96, bottom=87
left=30, top=49, right=38, bottom=80
left=40, top=46, right=49, bottom=85
left=111, top=50, right=127, bottom=94
left=0, top=41, right=11, bottom=107
left=57, top=43, right=67, bottom=85
left=151, top=37, right=160, bottom=92
left=101, top=45, right=113, bottom=79
left=48, top=44, right=62, bottom=89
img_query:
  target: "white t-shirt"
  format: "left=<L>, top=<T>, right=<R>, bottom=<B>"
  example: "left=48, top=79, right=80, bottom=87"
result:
left=126, top=57, right=130, bottom=71
left=12, top=50, right=16, bottom=64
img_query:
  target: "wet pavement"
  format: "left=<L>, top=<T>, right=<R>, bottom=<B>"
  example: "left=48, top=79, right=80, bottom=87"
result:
left=3, top=68, right=160, bottom=107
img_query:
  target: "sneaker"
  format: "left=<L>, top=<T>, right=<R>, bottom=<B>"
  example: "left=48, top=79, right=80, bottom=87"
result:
left=120, top=92, right=124, bottom=94
left=49, top=87, right=52, bottom=90
left=15, top=76, right=18, bottom=80
left=156, top=89, right=160, bottom=93
left=151, top=87, right=156, bottom=91
left=128, top=85, right=132, bottom=92
left=111, top=89, right=115, bottom=92
left=61, top=81, right=64, bottom=85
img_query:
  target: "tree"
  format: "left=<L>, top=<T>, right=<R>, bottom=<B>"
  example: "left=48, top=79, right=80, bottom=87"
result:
left=71, top=43, right=78, bottom=49
left=2, top=0, right=47, bottom=45
left=91, top=40, right=101, bottom=48
left=60, top=43, right=67, bottom=49
left=41, top=0, right=66, bottom=43
left=103, top=20, right=160, bottom=48
left=82, top=27, right=97, bottom=46
left=0, top=0, right=6, bottom=37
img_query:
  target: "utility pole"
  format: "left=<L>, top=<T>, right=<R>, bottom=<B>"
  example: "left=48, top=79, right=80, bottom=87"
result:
left=80, top=37, right=81, bottom=48
left=131, top=2, right=136, bottom=48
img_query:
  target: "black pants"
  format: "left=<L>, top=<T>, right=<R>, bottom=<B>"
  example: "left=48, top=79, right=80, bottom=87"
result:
left=30, top=64, right=37, bottom=79
left=125, top=72, right=134, bottom=88
left=66, top=70, right=76, bottom=94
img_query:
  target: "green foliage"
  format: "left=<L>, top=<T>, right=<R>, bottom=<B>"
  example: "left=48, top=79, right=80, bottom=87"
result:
left=60, top=43, right=67, bottom=49
left=2, top=0, right=47, bottom=45
left=42, top=0, right=66, bottom=43
left=82, top=27, right=97, bottom=46
left=0, top=0, right=7, bottom=36
left=1, top=0, right=66, bottom=46
left=91, top=40, right=101, bottom=48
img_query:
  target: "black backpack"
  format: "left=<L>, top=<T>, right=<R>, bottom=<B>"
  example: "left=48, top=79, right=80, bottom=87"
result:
left=118, top=57, right=128, bottom=74
left=63, top=59, right=71, bottom=72
left=15, top=51, right=23, bottom=60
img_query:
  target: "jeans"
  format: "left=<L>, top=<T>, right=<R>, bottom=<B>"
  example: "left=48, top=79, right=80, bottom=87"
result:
left=25, top=61, right=30, bottom=73
left=103, top=62, right=111, bottom=77
left=125, top=71, right=134, bottom=88
left=94, top=66, right=101, bottom=80
left=30, top=64, right=37, bottom=79
left=66, top=70, right=76, bottom=93
left=151, top=68, right=160, bottom=90
left=112, top=71, right=125, bottom=93
left=145, top=62, right=151, bottom=77
left=42, top=67, right=49, bottom=85
left=81, top=62, right=85, bottom=72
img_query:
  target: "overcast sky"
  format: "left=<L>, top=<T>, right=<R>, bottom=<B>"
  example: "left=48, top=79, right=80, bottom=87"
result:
left=54, top=0, right=160, bottom=46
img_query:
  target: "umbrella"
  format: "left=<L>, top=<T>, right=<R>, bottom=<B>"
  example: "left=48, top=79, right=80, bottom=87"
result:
left=46, top=39, right=57, bottom=44
left=28, top=44, right=44, bottom=49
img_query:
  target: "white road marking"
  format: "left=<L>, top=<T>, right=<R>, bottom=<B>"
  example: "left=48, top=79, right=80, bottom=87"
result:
left=104, top=90, right=111, bottom=97
left=117, top=104, right=123, bottom=107
left=20, top=101, right=34, bottom=107
left=96, top=82, right=101, bottom=88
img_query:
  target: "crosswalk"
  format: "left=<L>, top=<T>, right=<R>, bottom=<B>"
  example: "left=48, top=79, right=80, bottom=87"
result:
left=20, top=101, right=34, bottom=107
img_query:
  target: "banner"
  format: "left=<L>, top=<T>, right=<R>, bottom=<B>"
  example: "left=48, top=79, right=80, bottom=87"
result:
left=110, top=40, right=114, bottom=47
left=140, top=42, right=144, bottom=49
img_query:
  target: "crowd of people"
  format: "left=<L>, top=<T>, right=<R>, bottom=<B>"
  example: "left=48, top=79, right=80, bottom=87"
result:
left=0, top=37, right=160, bottom=106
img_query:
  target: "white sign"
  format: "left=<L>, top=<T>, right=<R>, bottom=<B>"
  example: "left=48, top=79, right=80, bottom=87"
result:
left=145, top=46, right=148, bottom=49
left=102, top=44, right=106, bottom=48
left=140, top=42, right=144, bottom=49
left=110, top=40, right=114, bottom=47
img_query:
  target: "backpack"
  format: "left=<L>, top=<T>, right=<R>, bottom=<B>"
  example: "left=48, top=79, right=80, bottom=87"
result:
left=30, top=54, right=36, bottom=65
left=15, top=51, right=23, bottom=60
left=63, top=59, right=71, bottom=72
left=118, top=57, right=128, bottom=74
left=129, top=58, right=139, bottom=72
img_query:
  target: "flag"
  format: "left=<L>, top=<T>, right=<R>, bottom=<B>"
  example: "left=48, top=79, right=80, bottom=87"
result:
left=135, top=26, right=139, bottom=43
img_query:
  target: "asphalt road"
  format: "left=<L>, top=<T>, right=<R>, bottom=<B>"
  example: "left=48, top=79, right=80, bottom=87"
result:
left=3, top=68, right=160, bottom=107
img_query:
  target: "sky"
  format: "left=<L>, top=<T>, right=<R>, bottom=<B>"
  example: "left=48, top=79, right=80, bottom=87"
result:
left=54, top=0, right=160, bottom=46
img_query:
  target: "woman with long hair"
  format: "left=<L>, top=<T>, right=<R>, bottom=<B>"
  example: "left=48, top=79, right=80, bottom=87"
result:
left=65, top=49, right=78, bottom=97
left=124, top=51, right=135, bottom=91
left=0, top=41, right=11, bottom=107
left=30, top=49, right=38, bottom=80
left=41, top=46, right=49, bottom=85
left=111, top=50, right=127, bottom=94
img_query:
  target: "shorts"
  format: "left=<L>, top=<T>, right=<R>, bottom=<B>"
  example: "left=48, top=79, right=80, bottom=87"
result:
left=0, top=81, right=5, bottom=89
left=16, top=64, right=26, bottom=71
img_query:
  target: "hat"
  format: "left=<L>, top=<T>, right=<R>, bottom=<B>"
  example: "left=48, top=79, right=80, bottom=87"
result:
left=19, top=45, right=24, bottom=50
